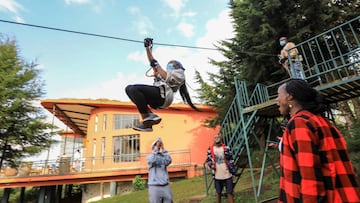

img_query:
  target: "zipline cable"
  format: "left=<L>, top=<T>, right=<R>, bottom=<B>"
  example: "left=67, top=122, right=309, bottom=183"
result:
left=0, top=19, right=277, bottom=56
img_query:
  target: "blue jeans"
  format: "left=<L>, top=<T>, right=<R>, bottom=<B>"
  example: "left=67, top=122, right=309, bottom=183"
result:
left=292, top=62, right=304, bottom=79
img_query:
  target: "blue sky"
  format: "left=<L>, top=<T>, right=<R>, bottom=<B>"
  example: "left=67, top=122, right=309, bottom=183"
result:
left=1, top=0, right=234, bottom=103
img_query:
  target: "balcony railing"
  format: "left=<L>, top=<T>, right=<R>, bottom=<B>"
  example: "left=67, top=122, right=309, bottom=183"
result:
left=0, top=150, right=191, bottom=178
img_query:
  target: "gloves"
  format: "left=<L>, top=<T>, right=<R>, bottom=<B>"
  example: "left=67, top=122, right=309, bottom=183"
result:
left=230, top=167, right=236, bottom=175
left=150, top=59, right=159, bottom=68
left=144, top=38, right=153, bottom=48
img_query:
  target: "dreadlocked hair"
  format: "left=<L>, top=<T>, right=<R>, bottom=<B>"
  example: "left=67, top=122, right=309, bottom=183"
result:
left=179, top=83, right=201, bottom=112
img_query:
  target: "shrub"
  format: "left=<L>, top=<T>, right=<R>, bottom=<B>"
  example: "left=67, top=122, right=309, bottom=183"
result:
left=132, top=175, right=146, bottom=191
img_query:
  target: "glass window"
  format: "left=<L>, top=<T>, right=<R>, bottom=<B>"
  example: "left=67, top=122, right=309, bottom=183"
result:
left=113, top=134, right=140, bottom=163
left=94, top=115, right=98, bottom=132
left=92, top=139, right=96, bottom=167
left=113, top=114, right=140, bottom=130
left=101, top=137, right=105, bottom=163
left=103, top=114, right=107, bottom=131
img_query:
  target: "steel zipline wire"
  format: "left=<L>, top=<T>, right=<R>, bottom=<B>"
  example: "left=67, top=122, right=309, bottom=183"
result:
left=0, top=19, right=277, bottom=56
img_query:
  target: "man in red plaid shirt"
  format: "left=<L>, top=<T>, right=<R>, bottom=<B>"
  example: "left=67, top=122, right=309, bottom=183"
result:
left=275, top=79, right=360, bottom=202
left=206, top=134, right=236, bottom=203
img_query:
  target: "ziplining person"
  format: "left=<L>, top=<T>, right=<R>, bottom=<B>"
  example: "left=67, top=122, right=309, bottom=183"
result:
left=125, top=38, right=200, bottom=132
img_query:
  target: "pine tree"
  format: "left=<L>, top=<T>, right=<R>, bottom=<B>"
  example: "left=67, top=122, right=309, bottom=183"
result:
left=0, top=36, right=56, bottom=169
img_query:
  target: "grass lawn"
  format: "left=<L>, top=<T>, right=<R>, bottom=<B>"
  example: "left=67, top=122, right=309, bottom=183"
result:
left=93, top=176, right=207, bottom=203
left=93, top=168, right=280, bottom=203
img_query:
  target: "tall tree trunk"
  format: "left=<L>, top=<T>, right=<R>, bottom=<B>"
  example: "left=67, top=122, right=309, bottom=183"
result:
left=0, top=139, right=8, bottom=171
left=351, top=98, right=360, bottom=119
left=338, top=101, right=354, bottom=136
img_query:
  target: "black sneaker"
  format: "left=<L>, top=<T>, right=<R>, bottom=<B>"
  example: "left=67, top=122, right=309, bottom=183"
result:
left=133, top=123, right=153, bottom=132
left=143, top=113, right=162, bottom=126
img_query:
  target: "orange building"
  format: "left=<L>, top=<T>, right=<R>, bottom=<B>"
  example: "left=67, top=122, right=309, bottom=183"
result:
left=0, top=99, right=218, bottom=202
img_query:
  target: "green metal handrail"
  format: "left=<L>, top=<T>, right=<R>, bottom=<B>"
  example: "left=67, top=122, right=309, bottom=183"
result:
left=287, top=16, right=360, bottom=85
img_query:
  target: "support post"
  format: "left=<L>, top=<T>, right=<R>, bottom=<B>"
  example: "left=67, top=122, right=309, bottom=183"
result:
left=1, top=188, right=11, bottom=203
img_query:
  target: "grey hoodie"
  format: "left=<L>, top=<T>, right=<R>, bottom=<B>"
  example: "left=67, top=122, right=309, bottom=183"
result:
left=147, top=148, right=172, bottom=186
left=153, top=69, right=185, bottom=108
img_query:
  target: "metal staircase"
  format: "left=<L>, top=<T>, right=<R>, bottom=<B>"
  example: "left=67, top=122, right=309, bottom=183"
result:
left=204, top=15, right=360, bottom=202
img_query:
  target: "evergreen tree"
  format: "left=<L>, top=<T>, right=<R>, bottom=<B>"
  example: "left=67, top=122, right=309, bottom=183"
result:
left=196, top=0, right=359, bottom=126
left=0, top=36, right=56, bottom=169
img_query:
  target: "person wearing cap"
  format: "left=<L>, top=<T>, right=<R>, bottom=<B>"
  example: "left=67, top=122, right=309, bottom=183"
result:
left=206, top=134, right=235, bottom=203
left=147, top=137, right=173, bottom=203
left=125, top=38, right=200, bottom=132
left=278, top=37, right=304, bottom=79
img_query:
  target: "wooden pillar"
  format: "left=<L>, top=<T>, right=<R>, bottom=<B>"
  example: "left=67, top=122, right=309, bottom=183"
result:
left=19, top=187, right=25, bottom=203
left=110, top=182, right=117, bottom=196
left=38, top=187, right=46, bottom=203
left=44, top=186, right=51, bottom=203
left=100, top=182, right=104, bottom=199
left=46, top=186, right=56, bottom=203
left=38, top=186, right=54, bottom=203
left=55, top=185, right=63, bottom=203
left=65, top=184, right=73, bottom=198
left=1, top=188, right=11, bottom=203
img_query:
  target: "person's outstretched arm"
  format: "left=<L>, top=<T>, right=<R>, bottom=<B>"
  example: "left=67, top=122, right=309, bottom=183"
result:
left=144, top=38, right=167, bottom=79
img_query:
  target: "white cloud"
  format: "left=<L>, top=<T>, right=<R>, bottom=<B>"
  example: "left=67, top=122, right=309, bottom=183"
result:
left=196, top=9, right=235, bottom=47
left=128, top=51, right=148, bottom=64
left=0, top=0, right=25, bottom=22
left=128, top=6, right=154, bottom=36
left=127, top=6, right=139, bottom=14
left=162, top=0, right=186, bottom=14
left=13, top=15, right=24, bottom=23
left=135, top=19, right=154, bottom=36
left=62, top=71, right=153, bottom=101
left=91, top=3, right=103, bottom=14
left=0, top=0, right=23, bottom=13
left=64, top=0, right=103, bottom=13
left=64, top=0, right=91, bottom=5
left=182, top=11, right=196, bottom=17
left=177, top=22, right=194, bottom=38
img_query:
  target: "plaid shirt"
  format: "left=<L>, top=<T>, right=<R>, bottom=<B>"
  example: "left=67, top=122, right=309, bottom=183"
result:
left=279, top=110, right=360, bottom=203
left=206, top=144, right=236, bottom=178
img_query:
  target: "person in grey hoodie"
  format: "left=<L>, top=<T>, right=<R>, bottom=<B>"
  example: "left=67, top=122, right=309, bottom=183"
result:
left=147, top=137, right=173, bottom=203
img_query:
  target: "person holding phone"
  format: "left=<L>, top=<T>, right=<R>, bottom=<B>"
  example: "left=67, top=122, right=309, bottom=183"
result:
left=147, top=137, right=173, bottom=203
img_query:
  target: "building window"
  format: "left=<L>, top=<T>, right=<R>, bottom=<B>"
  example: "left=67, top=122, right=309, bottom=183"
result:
left=113, top=114, right=140, bottom=130
left=113, top=134, right=140, bottom=163
left=101, top=137, right=105, bottom=163
left=92, top=138, right=96, bottom=167
left=103, top=114, right=107, bottom=131
left=94, top=115, right=98, bottom=132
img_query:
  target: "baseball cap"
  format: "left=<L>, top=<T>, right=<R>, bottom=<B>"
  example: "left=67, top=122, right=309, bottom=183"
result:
left=151, top=137, right=162, bottom=149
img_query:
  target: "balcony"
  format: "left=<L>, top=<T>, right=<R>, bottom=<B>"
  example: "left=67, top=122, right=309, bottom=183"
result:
left=0, top=150, right=195, bottom=188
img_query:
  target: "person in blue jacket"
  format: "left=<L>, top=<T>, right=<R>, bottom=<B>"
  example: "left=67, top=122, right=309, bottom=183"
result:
left=147, top=137, right=173, bottom=203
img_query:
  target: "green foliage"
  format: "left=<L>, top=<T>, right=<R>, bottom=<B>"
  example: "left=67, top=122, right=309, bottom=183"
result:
left=23, top=187, right=40, bottom=202
left=345, top=123, right=360, bottom=153
left=132, top=175, right=146, bottom=191
left=341, top=120, right=360, bottom=180
left=195, top=0, right=359, bottom=126
left=0, top=36, right=57, bottom=169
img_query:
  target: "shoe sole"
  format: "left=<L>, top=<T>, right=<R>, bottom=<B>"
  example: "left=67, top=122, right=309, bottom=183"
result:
left=132, top=126, right=153, bottom=132
left=143, top=118, right=162, bottom=127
